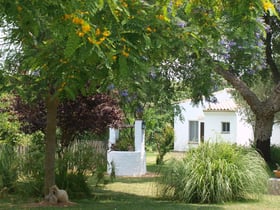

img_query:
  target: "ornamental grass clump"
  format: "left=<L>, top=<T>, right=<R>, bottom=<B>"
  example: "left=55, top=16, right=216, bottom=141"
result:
left=157, top=142, right=269, bottom=203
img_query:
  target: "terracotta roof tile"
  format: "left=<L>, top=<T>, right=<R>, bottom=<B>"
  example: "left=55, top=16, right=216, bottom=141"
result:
left=204, top=99, right=237, bottom=111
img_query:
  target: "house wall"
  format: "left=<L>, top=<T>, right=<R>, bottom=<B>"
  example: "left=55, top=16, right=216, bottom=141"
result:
left=236, top=113, right=253, bottom=146
left=174, top=88, right=280, bottom=151
left=272, top=124, right=280, bottom=145
left=235, top=114, right=280, bottom=146
left=174, top=100, right=204, bottom=151
left=204, top=111, right=237, bottom=144
left=236, top=119, right=280, bottom=146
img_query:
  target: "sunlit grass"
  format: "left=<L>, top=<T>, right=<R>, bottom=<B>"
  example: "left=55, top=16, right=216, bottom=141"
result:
left=103, top=178, right=157, bottom=198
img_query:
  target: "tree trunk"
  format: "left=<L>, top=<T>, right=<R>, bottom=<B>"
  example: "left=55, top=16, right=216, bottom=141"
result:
left=213, top=66, right=280, bottom=163
left=254, top=114, right=274, bottom=163
left=44, top=94, right=59, bottom=195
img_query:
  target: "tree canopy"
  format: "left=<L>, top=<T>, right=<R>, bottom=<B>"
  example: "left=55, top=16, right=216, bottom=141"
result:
left=0, top=0, right=189, bottom=193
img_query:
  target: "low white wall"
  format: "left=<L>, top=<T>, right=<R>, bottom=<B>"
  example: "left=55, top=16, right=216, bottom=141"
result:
left=107, top=151, right=146, bottom=176
left=272, top=124, right=280, bottom=145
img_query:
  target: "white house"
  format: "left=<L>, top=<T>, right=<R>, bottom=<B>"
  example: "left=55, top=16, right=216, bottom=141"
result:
left=174, top=88, right=280, bottom=151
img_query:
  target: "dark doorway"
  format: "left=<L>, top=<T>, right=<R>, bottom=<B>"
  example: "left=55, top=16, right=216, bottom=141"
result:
left=200, top=122, right=204, bottom=143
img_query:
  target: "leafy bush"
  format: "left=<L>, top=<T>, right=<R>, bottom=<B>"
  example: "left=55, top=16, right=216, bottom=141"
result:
left=144, top=108, right=174, bottom=154
left=21, top=132, right=45, bottom=180
left=154, top=123, right=174, bottom=165
left=113, top=137, right=134, bottom=151
left=18, top=134, right=107, bottom=198
left=0, top=144, right=19, bottom=191
left=0, top=93, right=109, bottom=198
left=56, top=140, right=108, bottom=198
left=12, top=131, right=46, bottom=197
left=271, top=144, right=280, bottom=169
left=56, top=172, right=92, bottom=198
left=112, top=127, right=134, bottom=151
left=0, top=93, right=29, bottom=193
left=157, top=142, right=269, bottom=203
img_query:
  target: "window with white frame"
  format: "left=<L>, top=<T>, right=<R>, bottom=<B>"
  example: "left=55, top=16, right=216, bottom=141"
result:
left=189, top=121, right=199, bottom=142
left=221, top=122, right=230, bottom=133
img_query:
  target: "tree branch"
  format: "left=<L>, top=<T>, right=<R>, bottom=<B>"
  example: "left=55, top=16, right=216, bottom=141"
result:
left=264, top=14, right=280, bottom=83
left=268, top=82, right=280, bottom=112
left=214, top=65, right=262, bottom=113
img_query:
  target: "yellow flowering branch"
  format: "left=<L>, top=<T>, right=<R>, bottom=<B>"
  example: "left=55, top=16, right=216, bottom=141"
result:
left=262, top=0, right=280, bottom=19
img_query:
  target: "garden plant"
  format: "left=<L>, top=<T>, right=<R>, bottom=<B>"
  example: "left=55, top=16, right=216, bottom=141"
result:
left=158, top=142, right=269, bottom=203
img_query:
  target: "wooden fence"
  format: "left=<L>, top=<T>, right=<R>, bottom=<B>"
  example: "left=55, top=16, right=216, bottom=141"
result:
left=15, top=140, right=108, bottom=156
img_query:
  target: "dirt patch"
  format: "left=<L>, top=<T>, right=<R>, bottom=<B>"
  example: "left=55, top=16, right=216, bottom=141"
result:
left=115, top=171, right=160, bottom=178
left=141, top=172, right=160, bottom=177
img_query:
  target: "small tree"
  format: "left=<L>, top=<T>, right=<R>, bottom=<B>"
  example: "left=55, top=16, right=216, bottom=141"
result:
left=12, top=93, right=124, bottom=146
left=154, top=123, right=174, bottom=165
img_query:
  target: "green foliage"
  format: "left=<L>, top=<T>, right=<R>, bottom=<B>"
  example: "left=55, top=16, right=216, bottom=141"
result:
left=0, top=144, right=18, bottom=191
left=112, top=128, right=134, bottom=151
left=154, top=123, right=174, bottom=165
left=144, top=107, right=174, bottom=165
left=19, top=131, right=45, bottom=196
left=56, top=140, right=108, bottom=198
left=157, top=142, right=269, bottom=204
left=14, top=132, right=108, bottom=198
left=144, top=107, right=174, bottom=151
left=22, top=131, right=45, bottom=179
left=113, top=138, right=134, bottom=151
left=0, top=93, right=30, bottom=193
left=270, top=144, right=280, bottom=169
left=1, top=0, right=186, bottom=100
left=0, top=94, right=26, bottom=145
left=56, top=173, right=92, bottom=199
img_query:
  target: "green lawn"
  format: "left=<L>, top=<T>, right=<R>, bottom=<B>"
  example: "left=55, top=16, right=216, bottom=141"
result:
left=1, top=152, right=280, bottom=210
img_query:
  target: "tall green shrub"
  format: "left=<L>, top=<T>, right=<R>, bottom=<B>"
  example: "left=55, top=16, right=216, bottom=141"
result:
left=0, top=93, right=28, bottom=192
left=56, top=140, right=107, bottom=198
left=19, top=131, right=45, bottom=196
left=158, top=142, right=269, bottom=203
left=0, top=144, right=18, bottom=191
left=155, top=123, right=174, bottom=165
left=271, top=144, right=280, bottom=169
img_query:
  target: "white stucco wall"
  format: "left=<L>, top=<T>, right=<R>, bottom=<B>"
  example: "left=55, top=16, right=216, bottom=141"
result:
left=107, top=120, right=146, bottom=176
left=174, top=100, right=204, bottom=151
left=236, top=113, right=253, bottom=146
left=204, top=111, right=237, bottom=144
left=270, top=124, right=280, bottom=145
left=107, top=151, right=146, bottom=176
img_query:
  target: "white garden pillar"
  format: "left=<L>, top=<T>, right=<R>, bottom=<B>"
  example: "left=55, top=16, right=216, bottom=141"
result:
left=134, top=120, right=146, bottom=174
left=108, top=128, right=119, bottom=149
left=134, top=120, right=145, bottom=152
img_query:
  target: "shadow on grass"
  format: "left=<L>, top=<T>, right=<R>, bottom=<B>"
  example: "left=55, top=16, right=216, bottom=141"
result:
left=0, top=191, right=224, bottom=210
left=0, top=186, right=266, bottom=210
left=91, top=188, right=224, bottom=210
left=112, top=176, right=158, bottom=184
